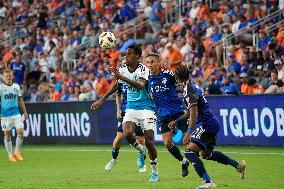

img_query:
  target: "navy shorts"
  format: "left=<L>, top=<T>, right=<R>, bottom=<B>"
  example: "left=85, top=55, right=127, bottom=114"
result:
left=191, top=119, right=220, bottom=150
left=158, top=112, right=188, bottom=134
left=117, top=112, right=144, bottom=136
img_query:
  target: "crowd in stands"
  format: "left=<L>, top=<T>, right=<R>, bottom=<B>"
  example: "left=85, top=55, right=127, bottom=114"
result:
left=0, top=0, right=284, bottom=103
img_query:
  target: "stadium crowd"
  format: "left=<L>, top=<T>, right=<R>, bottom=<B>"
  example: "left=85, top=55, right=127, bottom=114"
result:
left=0, top=0, right=284, bottom=103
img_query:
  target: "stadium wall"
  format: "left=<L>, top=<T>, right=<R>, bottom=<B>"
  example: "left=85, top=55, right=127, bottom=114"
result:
left=0, top=95, right=283, bottom=146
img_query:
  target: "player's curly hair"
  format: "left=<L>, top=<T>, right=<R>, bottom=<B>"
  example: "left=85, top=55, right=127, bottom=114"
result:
left=174, top=65, right=190, bottom=82
left=128, top=45, right=142, bottom=57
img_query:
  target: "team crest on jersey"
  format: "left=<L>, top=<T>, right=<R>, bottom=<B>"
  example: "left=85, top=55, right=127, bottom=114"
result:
left=162, top=78, right=167, bottom=84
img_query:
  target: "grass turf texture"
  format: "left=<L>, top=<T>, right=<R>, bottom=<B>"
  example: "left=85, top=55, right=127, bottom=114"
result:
left=0, top=145, right=283, bottom=189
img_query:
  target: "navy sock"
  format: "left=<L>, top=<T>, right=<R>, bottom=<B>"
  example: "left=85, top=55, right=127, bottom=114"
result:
left=184, top=149, right=211, bottom=183
left=168, top=145, right=184, bottom=161
left=112, top=148, right=119, bottom=159
left=208, top=151, right=238, bottom=169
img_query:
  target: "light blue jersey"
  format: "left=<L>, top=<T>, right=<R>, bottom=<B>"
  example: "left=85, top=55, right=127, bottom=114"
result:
left=0, top=83, right=22, bottom=117
left=118, top=63, right=155, bottom=111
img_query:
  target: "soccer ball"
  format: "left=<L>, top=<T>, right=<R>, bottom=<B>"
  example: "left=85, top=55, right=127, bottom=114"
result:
left=99, top=32, right=117, bottom=49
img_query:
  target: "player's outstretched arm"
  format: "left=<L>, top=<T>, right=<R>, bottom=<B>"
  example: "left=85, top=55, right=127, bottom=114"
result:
left=183, top=105, right=198, bottom=144
left=18, top=97, right=28, bottom=120
left=115, top=93, right=122, bottom=119
left=91, top=82, right=119, bottom=110
left=110, top=67, right=145, bottom=90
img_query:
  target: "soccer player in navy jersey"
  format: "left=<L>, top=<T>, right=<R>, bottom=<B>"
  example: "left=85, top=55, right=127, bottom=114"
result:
left=146, top=53, right=190, bottom=177
left=171, top=65, right=246, bottom=189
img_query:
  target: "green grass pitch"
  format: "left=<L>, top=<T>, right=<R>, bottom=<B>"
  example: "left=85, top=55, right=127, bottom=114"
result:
left=0, top=145, right=283, bottom=189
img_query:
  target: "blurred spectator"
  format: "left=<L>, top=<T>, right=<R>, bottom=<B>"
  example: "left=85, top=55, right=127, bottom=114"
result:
left=205, top=77, right=222, bottom=95
left=221, top=75, right=239, bottom=94
left=257, top=29, right=271, bottom=51
left=226, top=55, right=241, bottom=75
left=60, top=85, right=70, bottom=101
left=49, top=83, right=61, bottom=101
left=166, top=42, right=183, bottom=71
left=119, top=34, right=136, bottom=54
left=119, top=0, right=136, bottom=23
left=37, top=6, right=49, bottom=29
left=189, top=1, right=200, bottom=19
left=10, top=53, right=26, bottom=85
left=274, top=59, right=284, bottom=80
left=260, top=69, right=279, bottom=89
left=265, top=79, right=284, bottom=94
left=149, top=0, right=163, bottom=34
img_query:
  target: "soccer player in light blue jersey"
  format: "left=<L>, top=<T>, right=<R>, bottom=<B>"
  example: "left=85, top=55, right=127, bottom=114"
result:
left=92, top=45, right=159, bottom=182
left=172, top=65, right=246, bottom=189
left=1, top=69, right=28, bottom=162
left=104, top=82, right=146, bottom=173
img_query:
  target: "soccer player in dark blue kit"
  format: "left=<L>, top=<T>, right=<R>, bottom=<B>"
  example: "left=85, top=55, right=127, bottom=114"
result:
left=170, top=65, right=246, bottom=189
left=146, top=53, right=190, bottom=177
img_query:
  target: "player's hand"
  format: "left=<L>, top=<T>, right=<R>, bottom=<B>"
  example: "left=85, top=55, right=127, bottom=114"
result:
left=91, top=98, right=105, bottom=110
left=168, top=121, right=176, bottom=129
left=183, top=133, right=191, bottom=145
left=23, top=112, right=28, bottom=120
left=116, top=110, right=122, bottom=119
left=110, top=67, right=121, bottom=79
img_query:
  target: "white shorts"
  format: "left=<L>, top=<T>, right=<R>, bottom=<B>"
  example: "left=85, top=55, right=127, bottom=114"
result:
left=123, top=109, right=156, bottom=131
left=1, top=114, right=24, bottom=131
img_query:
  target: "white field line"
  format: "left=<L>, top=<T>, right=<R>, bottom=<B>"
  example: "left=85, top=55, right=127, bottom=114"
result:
left=0, top=148, right=283, bottom=156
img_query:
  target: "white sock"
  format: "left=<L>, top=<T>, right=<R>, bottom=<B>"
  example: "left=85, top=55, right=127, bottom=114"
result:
left=133, top=142, right=144, bottom=153
left=181, top=158, right=187, bottom=164
left=4, top=137, right=13, bottom=156
left=15, top=135, right=24, bottom=153
left=150, top=158, right=158, bottom=173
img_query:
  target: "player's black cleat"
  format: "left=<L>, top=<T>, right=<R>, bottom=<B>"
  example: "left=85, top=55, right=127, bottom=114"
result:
left=182, top=161, right=189, bottom=177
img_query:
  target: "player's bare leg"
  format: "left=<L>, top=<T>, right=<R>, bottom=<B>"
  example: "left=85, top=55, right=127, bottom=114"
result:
left=105, top=132, right=123, bottom=171
left=144, top=130, right=159, bottom=182
left=4, top=131, right=17, bottom=162
left=14, top=128, right=24, bottom=161
left=162, top=131, right=189, bottom=177
left=123, top=121, right=144, bottom=152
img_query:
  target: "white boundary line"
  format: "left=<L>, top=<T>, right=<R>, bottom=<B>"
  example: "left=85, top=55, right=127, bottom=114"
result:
left=0, top=149, right=283, bottom=156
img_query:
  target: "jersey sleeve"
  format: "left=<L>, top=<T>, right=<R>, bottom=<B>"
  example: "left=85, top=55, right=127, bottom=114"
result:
left=185, top=83, right=199, bottom=108
left=16, top=84, right=22, bottom=97
left=118, top=67, right=124, bottom=84
left=138, top=66, right=149, bottom=80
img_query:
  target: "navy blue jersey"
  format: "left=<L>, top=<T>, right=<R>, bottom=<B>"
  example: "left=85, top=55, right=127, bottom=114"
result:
left=117, top=83, right=128, bottom=113
left=148, top=69, right=184, bottom=117
left=184, top=81, right=219, bottom=133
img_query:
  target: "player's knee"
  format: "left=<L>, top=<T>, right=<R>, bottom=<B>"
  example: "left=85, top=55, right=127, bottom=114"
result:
left=145, top=138, right=154, bottom=148
left=4, top=136, right=11, bottom=142
left=17, top=129, right=24, bottom=136
left=164, top=140, right=173, bottom=149
left=200, top=150, right=212, bottom=160
left=17, top=135, right=24, bottom=139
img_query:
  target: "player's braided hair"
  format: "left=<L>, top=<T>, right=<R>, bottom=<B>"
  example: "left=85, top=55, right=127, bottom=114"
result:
left=174, top=65, right=190, bottom=82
